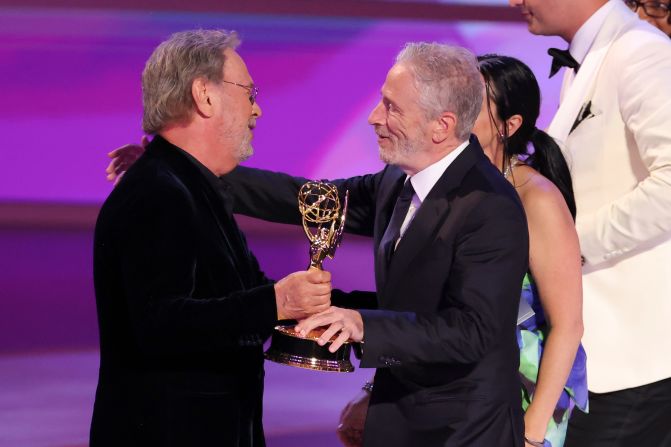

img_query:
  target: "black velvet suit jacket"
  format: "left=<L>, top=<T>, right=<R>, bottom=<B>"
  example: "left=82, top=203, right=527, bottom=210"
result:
left=226, top=138, right=529, bottom=446
left=91, top=136, right=277, bottom=447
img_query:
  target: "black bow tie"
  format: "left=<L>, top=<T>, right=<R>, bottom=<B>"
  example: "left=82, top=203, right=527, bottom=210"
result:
left=548, top=48, right=580, bottom=78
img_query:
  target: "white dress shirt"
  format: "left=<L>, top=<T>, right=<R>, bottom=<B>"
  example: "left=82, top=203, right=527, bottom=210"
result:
left=570, top=1, right=615, bottom=63
left=396, top=140, right=469, bottom=248
left=562, top=1, right=616, bottom=93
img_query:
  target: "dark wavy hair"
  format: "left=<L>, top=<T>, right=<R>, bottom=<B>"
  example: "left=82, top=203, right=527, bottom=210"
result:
left=477, top=54, right=577, bottom=220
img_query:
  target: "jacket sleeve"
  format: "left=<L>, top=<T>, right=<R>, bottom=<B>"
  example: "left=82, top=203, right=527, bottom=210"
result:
left=577, top=33, right=671, bottom=265
left=113, top=180, right=278, bottom=359
left=359, top=194, right=528, bottom=367
left=225, top=165, right=384, bottom=237
left=331, top=289, right=378, bottom=310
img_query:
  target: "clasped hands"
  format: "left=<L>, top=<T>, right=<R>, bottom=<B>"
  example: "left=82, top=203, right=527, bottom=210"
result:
left=273, top=268, right=363, bottom=352
left=296, top=304, right=364, bottom=353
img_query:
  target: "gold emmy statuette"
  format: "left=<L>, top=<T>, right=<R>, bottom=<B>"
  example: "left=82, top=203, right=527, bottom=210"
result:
left=264, top=181, right=353, bottom=372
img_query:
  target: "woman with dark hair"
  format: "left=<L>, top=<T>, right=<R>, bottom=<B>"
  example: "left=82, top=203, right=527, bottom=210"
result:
left=474, top=54, right=587, bottom=447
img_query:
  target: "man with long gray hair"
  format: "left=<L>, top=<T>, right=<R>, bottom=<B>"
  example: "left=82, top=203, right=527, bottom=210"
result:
left=90, top=29, right=333, bottom=447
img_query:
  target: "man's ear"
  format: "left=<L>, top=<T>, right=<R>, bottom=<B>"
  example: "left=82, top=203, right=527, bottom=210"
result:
left=506, top=114, right=523, bottom=138
left=192, top=77, right=214, bottom=118
left=432, top=112, right=458, bottom=144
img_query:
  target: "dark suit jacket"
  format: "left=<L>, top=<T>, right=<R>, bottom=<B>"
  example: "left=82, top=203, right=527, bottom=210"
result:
left=226, top=138, right=528, bottom=446
left=91, top=135, right=277, bottom=447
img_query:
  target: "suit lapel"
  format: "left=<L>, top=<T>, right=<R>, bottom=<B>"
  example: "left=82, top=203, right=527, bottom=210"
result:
left=198, top=185, right=251, bottom=288
left=384, top=195, right=450, bottom=296
left=380, top=141, right=481, bottom=300
left=374, top=168, right=407, bottom=294
left=548, top=2, right=637, bottom=145
left=149, top=139, right=248, bottom=289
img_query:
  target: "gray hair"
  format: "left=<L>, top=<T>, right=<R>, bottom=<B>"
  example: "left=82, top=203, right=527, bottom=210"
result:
left=142, top=29, right=240, bottom=134
left=396, top=42, right=483, bottom=141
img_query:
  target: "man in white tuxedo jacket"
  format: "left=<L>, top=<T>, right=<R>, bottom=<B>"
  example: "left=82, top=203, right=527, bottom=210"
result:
left=509, top=0, right=671, bottom=445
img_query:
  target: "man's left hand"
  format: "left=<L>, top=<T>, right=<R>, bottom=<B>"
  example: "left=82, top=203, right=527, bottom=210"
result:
left=295, top=306, right=364, bottom=352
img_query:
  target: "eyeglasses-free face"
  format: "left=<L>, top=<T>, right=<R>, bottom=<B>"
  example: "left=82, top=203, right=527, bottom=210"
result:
left=222, top=80, right=259, bottom=105
left=625, top=0, right=670, bottom=19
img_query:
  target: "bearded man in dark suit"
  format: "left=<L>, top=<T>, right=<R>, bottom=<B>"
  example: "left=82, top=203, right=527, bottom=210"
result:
left=225, top=43, right=530, bottom=446
left=90, top=29, right=332, bottom=447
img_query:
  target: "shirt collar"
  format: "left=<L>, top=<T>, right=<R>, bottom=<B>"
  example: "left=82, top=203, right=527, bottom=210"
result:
left=569, top=0, right=616, bottom=63
left=156, top=135, right=235, bottom=215
left=407, top=140, right=469, bottom=203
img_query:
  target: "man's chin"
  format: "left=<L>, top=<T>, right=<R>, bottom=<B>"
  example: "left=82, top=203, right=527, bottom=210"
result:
left=526, top=21, right=550, bottom=37
left=236, top=145, right=254, bottom=163
left=378, top=148, right=395, bottom=165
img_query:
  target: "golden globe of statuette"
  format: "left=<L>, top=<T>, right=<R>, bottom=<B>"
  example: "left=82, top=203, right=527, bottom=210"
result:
left=264, top=181, right=353, bottom=372
left=298, top=181, right=346, bottom=270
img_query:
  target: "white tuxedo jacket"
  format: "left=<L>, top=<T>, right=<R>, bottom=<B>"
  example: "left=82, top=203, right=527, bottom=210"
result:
left=548, top=0, right=671, bottom=393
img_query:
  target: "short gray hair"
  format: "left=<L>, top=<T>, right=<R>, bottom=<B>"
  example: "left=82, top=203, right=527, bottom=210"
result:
left=396, top=42, right=483, bottom=141
left=142, top=29, right=240, bottom=134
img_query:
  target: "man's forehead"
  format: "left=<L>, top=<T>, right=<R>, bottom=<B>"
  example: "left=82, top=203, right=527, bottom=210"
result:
left=381, top=64, right=416, bottom=96
left=387, top=63, right=412, bottom=81
left=223, top=48, right=252, bottom=80
left=223, top=48, right=243, bottom=68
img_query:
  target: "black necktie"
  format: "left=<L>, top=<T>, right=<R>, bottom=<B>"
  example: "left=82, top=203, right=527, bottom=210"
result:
left=380, top=179, right=415, bottom=265
left=548, top=48, right=580, bottom=78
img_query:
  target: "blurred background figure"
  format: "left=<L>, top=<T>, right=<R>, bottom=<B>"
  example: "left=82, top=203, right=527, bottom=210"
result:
left=509, top=0, right=671, bottom=445
left=625, top=0, right=671, bottom=36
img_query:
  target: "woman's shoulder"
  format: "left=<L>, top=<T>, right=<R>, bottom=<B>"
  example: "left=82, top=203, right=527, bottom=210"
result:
left=512, top=164, right=569, bottom=220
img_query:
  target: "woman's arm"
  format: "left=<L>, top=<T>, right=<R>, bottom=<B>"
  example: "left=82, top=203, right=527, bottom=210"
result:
left=520, top=175, right=584, bottom=443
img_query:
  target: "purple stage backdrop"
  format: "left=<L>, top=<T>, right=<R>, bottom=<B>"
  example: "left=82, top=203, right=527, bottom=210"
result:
left=0, top=7, right=563, bottom=204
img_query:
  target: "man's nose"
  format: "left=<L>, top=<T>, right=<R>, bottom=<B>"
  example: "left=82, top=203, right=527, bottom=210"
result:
left=368, top=101, right=384, bottom=125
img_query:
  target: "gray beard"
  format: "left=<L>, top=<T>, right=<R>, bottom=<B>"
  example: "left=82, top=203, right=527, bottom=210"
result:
left=235, top=132, right=254, bottom=162
left=378, top=137, right=418, bottom=165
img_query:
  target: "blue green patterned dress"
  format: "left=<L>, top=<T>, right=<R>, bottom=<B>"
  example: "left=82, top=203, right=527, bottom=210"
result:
left=518, top=273, right=588, bottom=447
